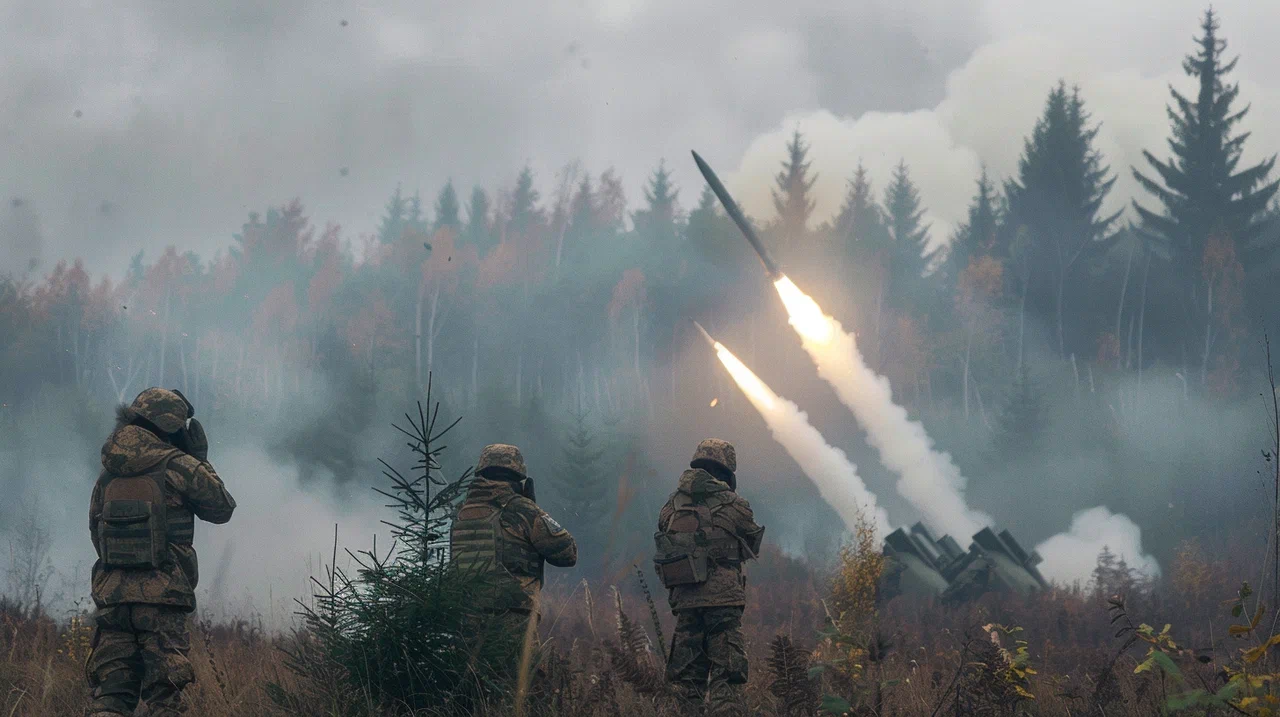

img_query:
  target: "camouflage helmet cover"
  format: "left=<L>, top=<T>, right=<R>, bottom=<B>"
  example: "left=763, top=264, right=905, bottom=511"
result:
left=690, top=438, right=736, bottom=473
left=477, top=443, right=528, bottom=478
left=127, top=387, right=192, bottom=434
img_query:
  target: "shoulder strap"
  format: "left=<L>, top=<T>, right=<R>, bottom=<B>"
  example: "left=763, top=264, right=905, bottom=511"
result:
left=150, top=450, right=183, bottom=494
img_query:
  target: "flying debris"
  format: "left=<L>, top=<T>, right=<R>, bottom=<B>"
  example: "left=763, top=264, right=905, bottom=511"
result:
left=691, top=151, right=782, bottom=279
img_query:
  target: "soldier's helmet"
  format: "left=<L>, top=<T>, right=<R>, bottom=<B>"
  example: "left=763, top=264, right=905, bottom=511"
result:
left=690, top=438, right=737, bottom=474
left=127, top=387, right=192, bottom=434
left=477, top=444, right=528, bottom=478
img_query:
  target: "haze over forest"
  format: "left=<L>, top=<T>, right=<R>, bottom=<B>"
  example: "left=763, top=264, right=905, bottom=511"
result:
left=3, top=0, right=1280, bottom=619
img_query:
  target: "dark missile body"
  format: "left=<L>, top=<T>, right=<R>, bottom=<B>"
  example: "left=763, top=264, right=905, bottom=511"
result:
left=691, top=150, right=783, bottom=279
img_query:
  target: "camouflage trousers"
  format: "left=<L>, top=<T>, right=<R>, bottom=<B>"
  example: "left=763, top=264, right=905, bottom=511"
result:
left=665, top=606, right=748, bottom=716
left=84, top=604, right=193, bottom=716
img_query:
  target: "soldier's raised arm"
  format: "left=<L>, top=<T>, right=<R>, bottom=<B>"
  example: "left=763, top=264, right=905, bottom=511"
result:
left=521, top=500, right=577, bottom=568
left=727, top=495, right=765, bottom=559
left=168, top=454, right=236, bottom=525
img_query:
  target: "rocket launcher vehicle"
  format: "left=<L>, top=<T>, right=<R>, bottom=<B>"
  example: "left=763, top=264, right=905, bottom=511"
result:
left=881, top=522, right=1049, bottom=603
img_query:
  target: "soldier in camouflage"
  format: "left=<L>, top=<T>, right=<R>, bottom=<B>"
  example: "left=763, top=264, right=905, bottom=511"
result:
left=450, top=444, right=577, bottom=631
left=85, top=388, right=236, bottom=717
left=656, top=439, right=765, bottom=716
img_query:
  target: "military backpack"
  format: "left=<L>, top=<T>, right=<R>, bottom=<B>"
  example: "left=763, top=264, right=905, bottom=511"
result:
left=450, top=495, right=544, bottom=610
left=97, top=451, right=194, bottom=570
left=653, top=493, right=742, bottom=588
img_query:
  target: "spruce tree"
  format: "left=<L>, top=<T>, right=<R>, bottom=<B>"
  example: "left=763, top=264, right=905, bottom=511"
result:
left=433, top=180, right=461, bottom=233
left=550, top=406, right=610, bottom=550
left=1133, top=9, right=1279, bottom=364
left=406, top=190, right=428, bottom=235
left=835, top=162, right=889, bottom=256
left=507, top=166, right=542, bottom=237
left=463, top=186, right=495, bottom=256
left=945, top=168, right=1001, bottom=285
left=687, top=185, right=738, bottom=261
left=1134, top=9, right=1278, bottom=267
left=377, top=184, right=408, bottom=244
left=883, top=161, right=936, bottom=305
left=633, top=160, right=680, bottom=242
left=771, top=129, right=817, bottom=244
left=1005, top=82, right=1121, bottom=358
left=993, top=363, right=1044, bottom=458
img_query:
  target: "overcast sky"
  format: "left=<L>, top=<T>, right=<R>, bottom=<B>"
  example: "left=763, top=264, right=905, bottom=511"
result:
left=2, top=0, right=1278, bottom=274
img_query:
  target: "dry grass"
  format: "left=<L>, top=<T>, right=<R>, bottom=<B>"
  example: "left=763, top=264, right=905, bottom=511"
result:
left=0, top=539, right=1270, bottom=716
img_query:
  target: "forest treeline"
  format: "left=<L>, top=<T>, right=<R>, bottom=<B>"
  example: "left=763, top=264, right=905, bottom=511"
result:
left=1, top=9, right=1278, bottom=566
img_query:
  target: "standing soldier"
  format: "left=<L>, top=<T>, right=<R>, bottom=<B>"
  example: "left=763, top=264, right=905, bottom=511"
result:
left=450, top=444, right=578, bottom=635
left=654, top=439, right=765, bottom=716
left=86, top=388, right=236, bottom=717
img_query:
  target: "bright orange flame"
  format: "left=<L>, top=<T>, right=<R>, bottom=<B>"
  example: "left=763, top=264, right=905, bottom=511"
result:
left=714, top=342, right=776, bottom=410
left=709, top=398, right=719, bottom=407
left=774, top=275, right=834, bottom=345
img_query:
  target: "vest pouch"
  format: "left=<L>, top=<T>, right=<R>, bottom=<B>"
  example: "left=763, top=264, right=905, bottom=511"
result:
left=653, top=531, right=708, bottom=588
left=99, top=499, right=165, bottom=569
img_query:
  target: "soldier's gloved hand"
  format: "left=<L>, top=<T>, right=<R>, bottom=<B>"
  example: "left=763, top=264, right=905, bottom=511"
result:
left=521, top=476, right=536, bottom=502
left=183, top=418, right=210, bottom=461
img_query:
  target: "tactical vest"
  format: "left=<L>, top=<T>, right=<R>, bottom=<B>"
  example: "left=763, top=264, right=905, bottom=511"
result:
left=97, top=452, right=195, bottom=570
left=450, top=494, right=544, bottom=611
left=653, top=493, right=742, bottom=589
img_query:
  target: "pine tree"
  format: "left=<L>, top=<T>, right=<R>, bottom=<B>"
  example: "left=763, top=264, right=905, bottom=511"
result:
left=1134, top=9, right=1278, bottom=268
left=633, top=160, right=680, bottom=242
left=433, top=181, right=461, bottom=233
left=569, top=174, right=596, bottom=238
left=771, top=129, right=817, bottom=244
left=687, top=184, right=739, bottom=263
left=1133, top=9, right=1279, bottom=370
left=883, top=161, right=936, bottom=305
left=406, top=190, right=428, bottom=234
left=835, top=162, right=889, bottom=256
left=507, top=166, right=542, bottom=237
left=463, top=186, right=495, bottom=256
left=377, top=184, right=408, bottom=244
left=993, top=363, right=1044, bottom=458
left=1005, top=82, right=1121, bottom=358
left=550, top=406, right=610, bottom=548
left=946, top=169, right=1001, bottom=286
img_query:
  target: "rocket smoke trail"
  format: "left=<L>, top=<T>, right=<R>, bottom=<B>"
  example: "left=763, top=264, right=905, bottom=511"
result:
left=695, top=322, right=892, bottom=539
left=690, top=149, right=984, bottom=538
left=771, top=277, right=991, bottom=540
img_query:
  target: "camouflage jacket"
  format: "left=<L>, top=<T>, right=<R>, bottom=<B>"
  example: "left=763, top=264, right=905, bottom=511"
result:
left=89, top=424, right=236, bottom=611
left=658, top=469, right=763, bottom=611
left=452, top=478, right=577, bottom=612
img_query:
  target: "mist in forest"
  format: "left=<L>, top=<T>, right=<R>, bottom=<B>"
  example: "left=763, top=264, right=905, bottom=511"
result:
left=4, top=0, right=1280, bottom=616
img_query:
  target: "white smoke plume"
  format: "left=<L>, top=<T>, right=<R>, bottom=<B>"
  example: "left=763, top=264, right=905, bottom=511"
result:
left=1034, top=506, right=1160, bottom=587
left=773, top=277, right=990, bottom=540
left=709, top=336, right=892, bottom=540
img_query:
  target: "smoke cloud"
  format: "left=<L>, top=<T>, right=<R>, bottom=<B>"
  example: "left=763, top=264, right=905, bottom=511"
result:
left=711, top=337, right=892, bottom=540
left=1034, top=506, right=1160, bottom=587
left=725, top=8, right=1280, bottom=250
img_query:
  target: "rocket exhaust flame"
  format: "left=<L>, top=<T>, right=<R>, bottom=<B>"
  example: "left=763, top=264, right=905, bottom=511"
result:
left=695, top=324, right=891, bottom=539
left=774, top=276, right=834, bottom=345
left=770, top=274, right=992, bottom=540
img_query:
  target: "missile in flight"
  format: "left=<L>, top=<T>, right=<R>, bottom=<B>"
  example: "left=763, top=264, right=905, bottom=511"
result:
left=691, top=150, right=783, bottom=279
left=691, top=319, right=716, bottom=348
